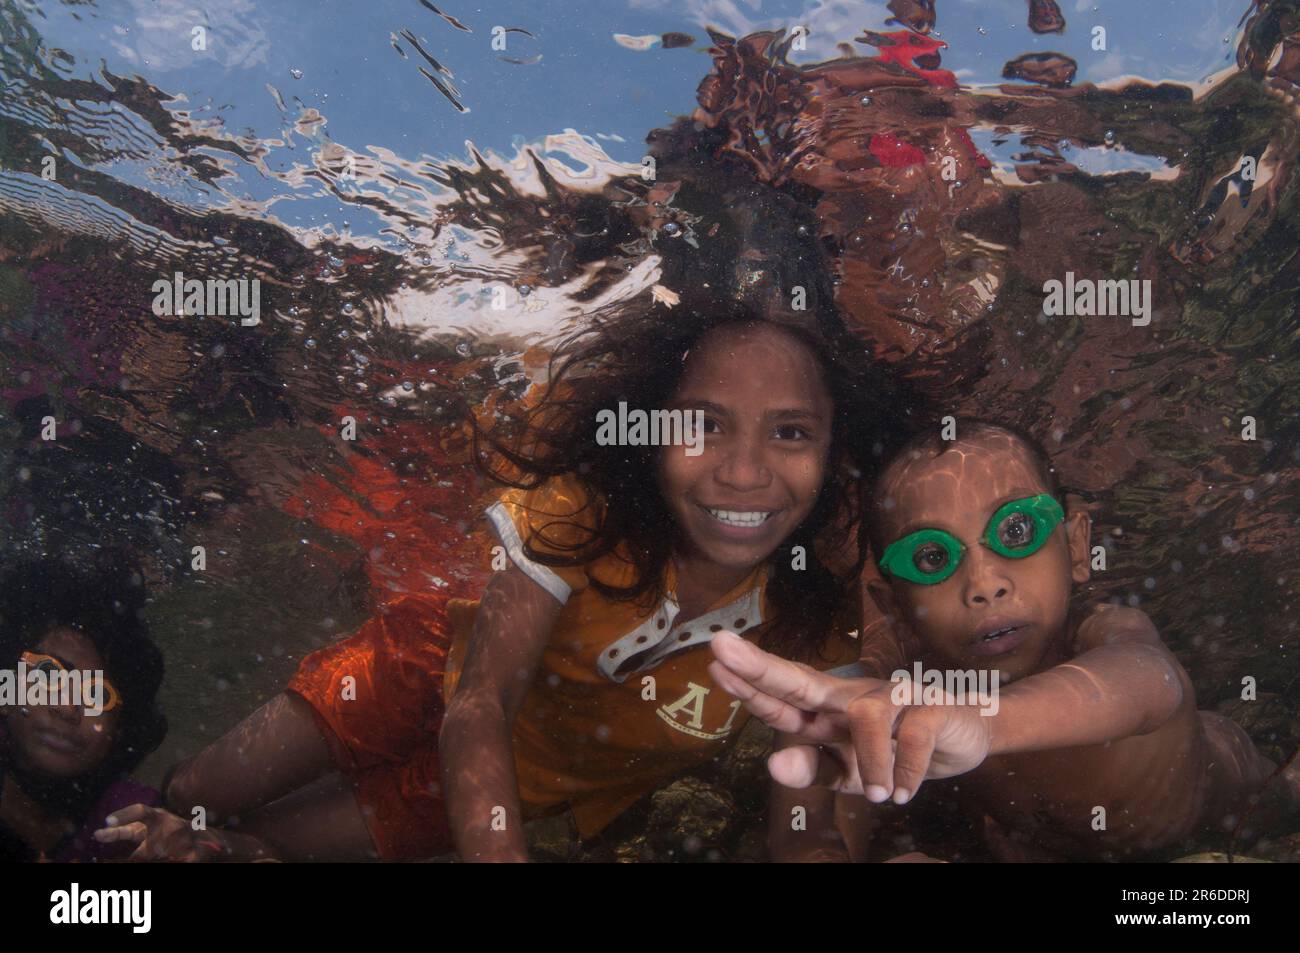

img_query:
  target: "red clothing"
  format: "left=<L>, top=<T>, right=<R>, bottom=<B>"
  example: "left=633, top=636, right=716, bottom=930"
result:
left=289, top=475, right=858, bottom=860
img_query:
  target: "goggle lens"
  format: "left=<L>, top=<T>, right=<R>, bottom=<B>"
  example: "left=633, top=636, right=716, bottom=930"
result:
left=879, top=495, right=1065, bottom=585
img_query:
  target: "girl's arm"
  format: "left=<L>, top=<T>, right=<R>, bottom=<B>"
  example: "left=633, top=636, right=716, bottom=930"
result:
left=439, top=563, right=562, bottom=862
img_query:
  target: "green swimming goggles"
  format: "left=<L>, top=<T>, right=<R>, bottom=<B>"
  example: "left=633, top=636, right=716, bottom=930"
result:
left=878, top=494, right=1065, bottom=585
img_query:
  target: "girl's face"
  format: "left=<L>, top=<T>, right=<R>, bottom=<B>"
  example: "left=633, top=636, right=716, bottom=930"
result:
left=658, top=322, right=834, bottom=575
left=5, top=627, right=119, bottom=778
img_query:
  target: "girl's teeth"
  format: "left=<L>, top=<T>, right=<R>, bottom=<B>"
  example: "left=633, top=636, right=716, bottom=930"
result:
left=706, top=508, right=769, bottom=527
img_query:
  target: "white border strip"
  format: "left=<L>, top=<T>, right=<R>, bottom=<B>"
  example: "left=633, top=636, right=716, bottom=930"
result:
left=486, top=501, right=573, bottom=605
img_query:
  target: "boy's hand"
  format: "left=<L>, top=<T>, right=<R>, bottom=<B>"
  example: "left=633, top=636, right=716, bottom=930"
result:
left=95, top=804, right=274, bottom=862
left=709, top=631, right=993, bottom=803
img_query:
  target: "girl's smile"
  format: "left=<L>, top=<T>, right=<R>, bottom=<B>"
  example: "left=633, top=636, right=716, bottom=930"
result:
left=658, top=322, right=833, bottom=580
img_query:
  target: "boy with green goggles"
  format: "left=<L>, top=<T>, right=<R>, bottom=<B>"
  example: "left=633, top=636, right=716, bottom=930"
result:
left=878, top=494, right=1065, bottom=585
left=707, top=420, right=1300, bottom=861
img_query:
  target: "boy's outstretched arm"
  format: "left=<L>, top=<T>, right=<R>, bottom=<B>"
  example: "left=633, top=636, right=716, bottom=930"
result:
left=987, top=605, right=1187, bottom=755
left=711, top=608, right=1188, bottom=804
left=439, top=564, right=561, bottom=862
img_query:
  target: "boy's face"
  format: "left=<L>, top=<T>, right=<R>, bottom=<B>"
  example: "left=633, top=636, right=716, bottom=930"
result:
left=868, top=433, right=1091, bottom=682
left=658, top=322, right=833, bottom=576
left=5, top=627, right=120, bottom=778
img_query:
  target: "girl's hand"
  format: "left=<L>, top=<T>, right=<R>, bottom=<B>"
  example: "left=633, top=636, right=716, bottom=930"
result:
left=709, top=631, right=993, bottom=802
left=94, top=804, right=273, bottom=862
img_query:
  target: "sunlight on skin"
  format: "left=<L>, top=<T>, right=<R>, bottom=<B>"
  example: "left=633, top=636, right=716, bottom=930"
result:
left=867, top=431, right=1089, bottom=683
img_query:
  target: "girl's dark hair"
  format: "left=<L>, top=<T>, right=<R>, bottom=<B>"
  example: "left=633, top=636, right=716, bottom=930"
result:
left=0, top=556, right=167, bottom=784
left=475, top=290, right=926, bottom=659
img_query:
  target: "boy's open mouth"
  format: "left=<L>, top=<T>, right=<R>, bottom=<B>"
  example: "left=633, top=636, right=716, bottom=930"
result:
left=969, top=620, right=1031, bottom=657
left=701, top=506, right=774, bottom=529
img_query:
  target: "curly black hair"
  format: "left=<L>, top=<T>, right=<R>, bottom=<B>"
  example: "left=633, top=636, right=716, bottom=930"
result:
left=0, top=555, right=167, bottom=788
left=475, top=288, right=929, bottom=660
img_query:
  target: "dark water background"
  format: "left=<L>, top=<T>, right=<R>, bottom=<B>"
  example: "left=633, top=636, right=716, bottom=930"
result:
left=1, top=0, right=1299, bottom=859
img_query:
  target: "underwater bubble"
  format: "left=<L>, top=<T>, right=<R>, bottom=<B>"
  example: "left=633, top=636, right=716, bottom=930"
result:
left=304, top=338, right=316, bottom=349
left=1104, top=130, right=1116, bottom=146
left=328, top=255, right=344, bottom=269
left=517, top=284, right=532, bottom=297
left=662, top=222, right=680, bottom=236
left=859, top=96, right=872, bottom=106
left=401, top=381, right=414, bottom=392
left=456, top=342, right=472, bottom=357
left=342, top=302, right=355, bottom=315
left=290, top=68, right=303, bottom=79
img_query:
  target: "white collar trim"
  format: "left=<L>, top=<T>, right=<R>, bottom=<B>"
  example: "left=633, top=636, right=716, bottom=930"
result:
left=596, top=584, right=764, bottom=683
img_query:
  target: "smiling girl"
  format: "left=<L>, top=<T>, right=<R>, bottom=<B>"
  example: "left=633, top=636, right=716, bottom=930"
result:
left=116, top=291, right=920, bottom=862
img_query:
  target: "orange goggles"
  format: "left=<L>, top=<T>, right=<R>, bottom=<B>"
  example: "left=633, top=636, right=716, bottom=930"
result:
left=20, top=651, right=123, bottom=714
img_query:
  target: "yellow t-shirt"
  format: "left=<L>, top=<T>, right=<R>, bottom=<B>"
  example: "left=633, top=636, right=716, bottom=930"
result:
left=446, top=474, right=858, bottom=838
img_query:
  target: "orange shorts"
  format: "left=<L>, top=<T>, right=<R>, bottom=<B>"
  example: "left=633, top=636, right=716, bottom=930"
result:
left=287, top=591, right=455, bottom=861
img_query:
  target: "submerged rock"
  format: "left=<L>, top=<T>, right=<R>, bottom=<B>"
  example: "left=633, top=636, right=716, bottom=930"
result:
left=647, top=777, right=738, bottom=850
left=1003, top=52, right=1077, bottom=88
